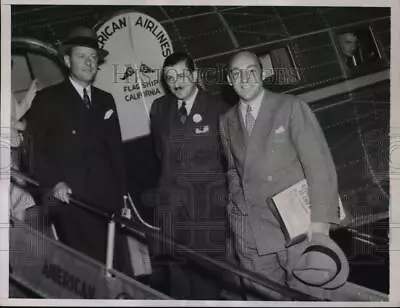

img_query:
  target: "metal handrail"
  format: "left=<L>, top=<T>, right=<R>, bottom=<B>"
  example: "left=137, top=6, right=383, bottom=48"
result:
left=9, top=273, right=46, bottom=299
left=10, top=168, right=321, bottom=301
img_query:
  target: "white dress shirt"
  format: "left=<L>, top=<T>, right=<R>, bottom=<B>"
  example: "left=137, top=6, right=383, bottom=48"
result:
left=178, top=87, right=199, bottom=115
left=69, top=76, right=92, bottom=102
left=240, top=88, right=265, bottom=122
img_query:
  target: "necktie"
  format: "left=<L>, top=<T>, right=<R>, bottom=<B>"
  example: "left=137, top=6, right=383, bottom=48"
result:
left=245, top=104, right=255, bottom=136
left=178, top=100, right=187, bottom=124
left=83, top=88, right=91, bottom=109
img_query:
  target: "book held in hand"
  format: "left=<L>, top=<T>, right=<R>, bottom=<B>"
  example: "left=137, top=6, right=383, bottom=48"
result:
left=271, top=179, right=346, bottom=247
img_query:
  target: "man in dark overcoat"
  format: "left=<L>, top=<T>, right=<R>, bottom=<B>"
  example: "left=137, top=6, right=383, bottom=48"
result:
left=24, top=26, right=132, bottom=276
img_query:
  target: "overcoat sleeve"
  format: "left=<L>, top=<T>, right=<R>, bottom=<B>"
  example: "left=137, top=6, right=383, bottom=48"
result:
left=289, top=99, right=341, bottom=224
left=219, top=114, right=244, bottom=208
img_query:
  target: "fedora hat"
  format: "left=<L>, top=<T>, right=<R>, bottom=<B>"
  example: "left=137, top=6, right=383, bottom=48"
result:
left=291, top=233, right=350, bottom=290
left=59, top=26, right=109, bottom=60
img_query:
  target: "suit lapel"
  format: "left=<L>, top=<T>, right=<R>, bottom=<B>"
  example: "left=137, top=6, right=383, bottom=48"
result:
left=61, top=79, right=87, bottom=125
left=62, top=79, right=82, bottom=107
left=188, top=89, right=208, bottom=122
left=91, top=86, right=100, bottom=109
left=167, top=95, right=179, bottom=131
left=229, top=104, right=247, bottom=149
left=244, top=90, right=281, bottom=171
left=90, top=86, right=108, bottom=119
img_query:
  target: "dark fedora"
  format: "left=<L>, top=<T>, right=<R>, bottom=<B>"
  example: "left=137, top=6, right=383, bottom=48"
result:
left=291, top=233, right=350, bottom=290
left=59, top=26, right=109, bottom=60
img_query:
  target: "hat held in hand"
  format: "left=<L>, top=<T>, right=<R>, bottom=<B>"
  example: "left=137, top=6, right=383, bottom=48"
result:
left=59, top=26, right=109, bottom=60
left=292, top=233, right=350, bottom=289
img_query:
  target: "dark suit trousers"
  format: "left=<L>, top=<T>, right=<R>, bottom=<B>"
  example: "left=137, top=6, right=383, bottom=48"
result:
left=168, top=259, right=222, bottom=300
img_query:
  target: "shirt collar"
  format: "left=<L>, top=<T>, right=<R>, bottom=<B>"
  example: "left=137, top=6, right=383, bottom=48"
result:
left=178, top=87, right=199, bottom=114
left=69, top=76, right=91, bottom=101
left=240, top=88, right=265, bottom=119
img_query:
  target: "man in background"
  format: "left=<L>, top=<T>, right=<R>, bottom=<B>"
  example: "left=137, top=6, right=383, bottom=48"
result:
left=337, top=32, right=360, bottom=69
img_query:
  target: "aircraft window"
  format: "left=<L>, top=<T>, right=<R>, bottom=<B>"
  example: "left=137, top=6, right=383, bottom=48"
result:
left=257, top=46, right=300, bottom=86
left=336, top=27, right=381, bottom=71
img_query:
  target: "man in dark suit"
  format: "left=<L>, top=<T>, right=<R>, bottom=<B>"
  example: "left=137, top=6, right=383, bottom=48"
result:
left=219, top=51, right=343, bottom=300
left=24, top=27, right=132, bottom=276
left=149, top=52, right=229, bottom=299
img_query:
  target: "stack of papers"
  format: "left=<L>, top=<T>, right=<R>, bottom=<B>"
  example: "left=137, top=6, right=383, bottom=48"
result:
left=271, top=179, right=346, bottom=246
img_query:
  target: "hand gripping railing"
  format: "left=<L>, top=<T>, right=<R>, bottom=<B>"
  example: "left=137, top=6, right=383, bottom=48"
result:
left=10, top=169, right=321, bottom=301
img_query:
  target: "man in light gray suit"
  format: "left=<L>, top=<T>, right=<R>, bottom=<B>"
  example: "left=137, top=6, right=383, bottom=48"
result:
left=219, top=51, right=342, bottom=300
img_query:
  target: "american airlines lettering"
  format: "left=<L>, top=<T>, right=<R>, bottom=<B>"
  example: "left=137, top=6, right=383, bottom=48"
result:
left=134, top=16, right=172, bottom=57
left=94, top=11, right=174, bottom=141
left=42, top=260, right=96, bottom=299
left=97, top=17, right=127, bottom=49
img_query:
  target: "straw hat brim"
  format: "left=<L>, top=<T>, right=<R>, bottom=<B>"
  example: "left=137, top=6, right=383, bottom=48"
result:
left=292, top=233, right=350, bottom=290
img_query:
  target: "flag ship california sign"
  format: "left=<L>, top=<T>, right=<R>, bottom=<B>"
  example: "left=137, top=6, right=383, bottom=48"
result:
left=94, top=12, right=173, bottom=141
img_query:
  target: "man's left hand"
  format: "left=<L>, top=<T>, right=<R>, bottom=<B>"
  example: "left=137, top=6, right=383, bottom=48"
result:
left=307, top=222, right=330, bottom=241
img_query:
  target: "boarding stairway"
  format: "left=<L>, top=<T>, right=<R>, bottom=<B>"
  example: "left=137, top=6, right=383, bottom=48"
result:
left=9, top=169, right=389, bottom=301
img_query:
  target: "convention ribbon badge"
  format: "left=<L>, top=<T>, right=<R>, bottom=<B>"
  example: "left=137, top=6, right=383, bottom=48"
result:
left=94, top=11, right=173, bottom=141
left=192, top=113, right=202, bottom=123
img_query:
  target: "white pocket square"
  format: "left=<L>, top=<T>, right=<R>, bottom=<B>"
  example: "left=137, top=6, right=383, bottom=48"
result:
left=195, top=125, right=209, bottom=134
left=104, top=109, right=114, bottom=120
left=275, top=126, right=285, bottom=134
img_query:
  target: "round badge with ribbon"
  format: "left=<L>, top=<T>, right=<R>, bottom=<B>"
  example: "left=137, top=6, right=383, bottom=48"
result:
left=193, top=113, right=202, bottom=123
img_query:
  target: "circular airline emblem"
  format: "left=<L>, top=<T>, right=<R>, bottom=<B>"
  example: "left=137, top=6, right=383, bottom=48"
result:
left=192, top=113, right=202, bottom=123
left=94, top=12, right=173, bottom=141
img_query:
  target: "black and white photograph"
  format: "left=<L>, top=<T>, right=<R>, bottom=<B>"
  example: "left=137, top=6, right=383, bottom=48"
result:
left=0, top=0, right=398, bottom=305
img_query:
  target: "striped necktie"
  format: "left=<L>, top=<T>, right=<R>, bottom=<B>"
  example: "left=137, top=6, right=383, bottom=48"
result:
left=245, top=104, right=255, bottom=136
left=83, top=88, right=91, bottom=109
left=178, top=100, right=188, bottom=124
